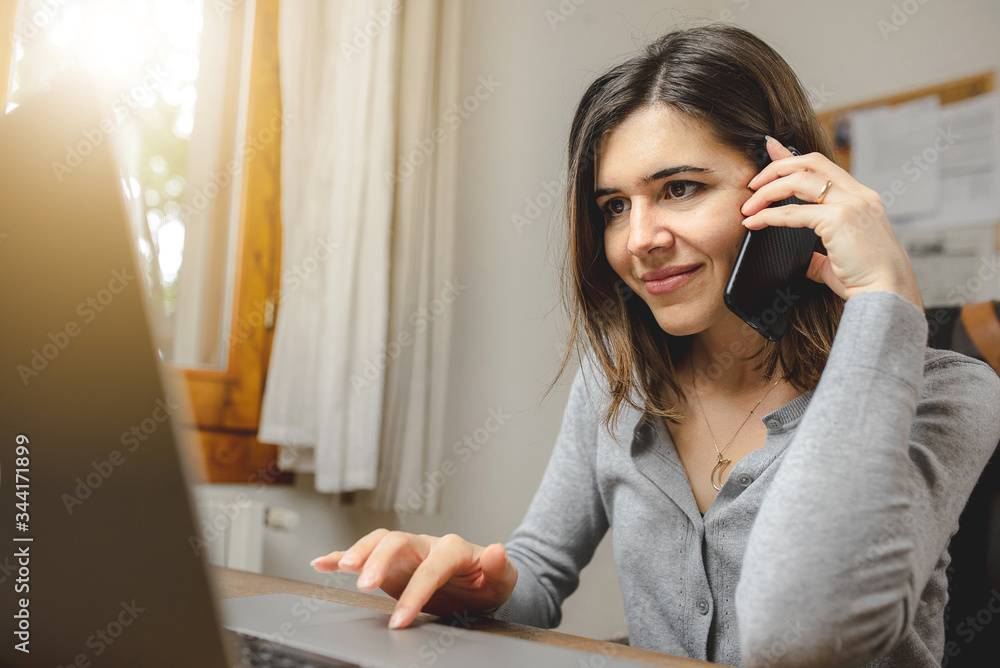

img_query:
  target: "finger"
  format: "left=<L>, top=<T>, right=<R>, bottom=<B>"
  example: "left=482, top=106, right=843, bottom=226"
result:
left=313, top=528, right=391, bottom=574
left=748, top=149, right=853, bottom=192
left=764, top=135, right=794, bottom=160
left=310, top=550, right=347, bottom=573
left=742, top=201, right=836, bottom=231
left=355, top=531, right=426, bottom=591
left=479, top=543, right=517, bottom=594
left=805, top=252, right=847, bottom=299
left=389, top=535, right=472, bottom=629
left=742, top=171, right=833, bottom=216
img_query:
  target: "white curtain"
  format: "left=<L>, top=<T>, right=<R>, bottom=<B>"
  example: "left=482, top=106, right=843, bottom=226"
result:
left=259, top=0, right=460, bottom=513
left=367, top=1, right=461, bottom=514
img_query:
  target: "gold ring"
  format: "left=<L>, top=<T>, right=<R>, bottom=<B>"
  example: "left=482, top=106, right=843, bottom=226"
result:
left=816, top=180, right=833, bottom=204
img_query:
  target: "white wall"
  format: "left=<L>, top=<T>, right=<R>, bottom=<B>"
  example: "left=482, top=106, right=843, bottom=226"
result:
left=199, top=0, right=1000, bottom=642
left=710, top=0, right=1000, bottom=115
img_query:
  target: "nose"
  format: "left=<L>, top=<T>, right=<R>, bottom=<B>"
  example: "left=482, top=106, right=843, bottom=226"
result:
left=626, top=200, right=674, bottom=258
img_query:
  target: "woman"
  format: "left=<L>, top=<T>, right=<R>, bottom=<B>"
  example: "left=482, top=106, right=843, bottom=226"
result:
left=311, top=24, right=1000, bottom=667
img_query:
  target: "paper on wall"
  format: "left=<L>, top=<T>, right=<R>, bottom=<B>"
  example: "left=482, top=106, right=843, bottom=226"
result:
left=893, top=92, right=1000, bottom=231
left=895, top=224, right=1000, bottom=307
left=849, top=96, right=942, bottom=221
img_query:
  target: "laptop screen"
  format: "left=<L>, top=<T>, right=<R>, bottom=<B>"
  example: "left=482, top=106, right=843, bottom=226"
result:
left=0, top=76, right=232, bottom=667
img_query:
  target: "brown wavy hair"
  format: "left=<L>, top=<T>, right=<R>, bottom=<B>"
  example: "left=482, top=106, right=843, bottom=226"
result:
left=553, top=23, right=845, bottom=436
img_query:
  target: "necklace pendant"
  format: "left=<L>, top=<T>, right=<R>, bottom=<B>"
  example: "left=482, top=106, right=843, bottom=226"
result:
left=711, top=455, right=732, bottom=492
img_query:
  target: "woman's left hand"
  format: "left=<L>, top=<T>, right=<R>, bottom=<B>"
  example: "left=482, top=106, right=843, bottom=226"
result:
left=740, top=136, right=924, bottom=312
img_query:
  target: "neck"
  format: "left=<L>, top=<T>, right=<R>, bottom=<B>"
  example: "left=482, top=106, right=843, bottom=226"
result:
left=683, top=312, right=780, bottom=398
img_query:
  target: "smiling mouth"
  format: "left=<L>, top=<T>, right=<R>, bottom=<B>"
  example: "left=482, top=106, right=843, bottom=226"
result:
left=641, top=265, right=701, bottom=295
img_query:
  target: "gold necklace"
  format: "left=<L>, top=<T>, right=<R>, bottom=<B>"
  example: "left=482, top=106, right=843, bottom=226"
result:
left=689, top=356, right=781, bottom=491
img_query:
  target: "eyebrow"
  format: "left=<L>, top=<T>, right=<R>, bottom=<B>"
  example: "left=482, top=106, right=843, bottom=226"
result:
left=594, top=165, right=713, bottom=200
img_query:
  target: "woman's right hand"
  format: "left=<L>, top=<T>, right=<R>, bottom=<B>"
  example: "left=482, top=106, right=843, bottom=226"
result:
left=310, top=529, right=518, bottom=629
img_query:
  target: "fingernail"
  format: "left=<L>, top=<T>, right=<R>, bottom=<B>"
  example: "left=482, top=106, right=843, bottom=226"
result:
left=388, top=607, right=408, bottom=629
left=309, top=557, right=321, bottom=567
left=764, top=135, right=778, bottom=146
left=339, top=553, right=357, bottom=567
left=356, top=573, right=374, bottom=589
left=742, top=216, right=753, bottom=227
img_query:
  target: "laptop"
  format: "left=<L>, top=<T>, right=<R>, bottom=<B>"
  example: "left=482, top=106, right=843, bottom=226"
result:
left=0, top=77, right=653, bottom=667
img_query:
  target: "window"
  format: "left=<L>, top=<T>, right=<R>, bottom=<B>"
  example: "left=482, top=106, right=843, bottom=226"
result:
left=3, top=0, right=291, bottom=484
left=6, top=0, right=250, bottom=369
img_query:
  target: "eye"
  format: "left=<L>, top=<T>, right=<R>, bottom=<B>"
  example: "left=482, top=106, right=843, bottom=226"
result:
left=665, top=181, right=703, bottom=199
left=601, top=197, right=630, bottom=221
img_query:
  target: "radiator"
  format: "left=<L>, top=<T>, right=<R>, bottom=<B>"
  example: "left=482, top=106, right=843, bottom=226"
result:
left=195, top=496, right=266, bottom=573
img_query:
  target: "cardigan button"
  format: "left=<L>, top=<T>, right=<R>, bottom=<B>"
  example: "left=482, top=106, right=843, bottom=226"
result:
left=736, top=473, right=753, bottom=487
left=696, top=598, right=710, bottom=615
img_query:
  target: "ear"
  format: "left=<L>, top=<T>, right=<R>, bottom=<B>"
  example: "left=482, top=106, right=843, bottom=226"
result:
left=751, top=141, right=770, bottom=168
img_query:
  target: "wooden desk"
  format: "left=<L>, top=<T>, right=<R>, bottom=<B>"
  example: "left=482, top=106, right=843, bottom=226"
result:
left=216, top=567, right=721, bottom=667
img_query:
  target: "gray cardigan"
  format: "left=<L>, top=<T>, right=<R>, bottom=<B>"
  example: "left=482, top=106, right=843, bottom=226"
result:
left=488, top=290, right=1000, bottom=667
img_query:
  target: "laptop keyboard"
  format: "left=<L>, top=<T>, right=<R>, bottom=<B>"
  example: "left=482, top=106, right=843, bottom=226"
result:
left=226, top=629, right=364, bottom=668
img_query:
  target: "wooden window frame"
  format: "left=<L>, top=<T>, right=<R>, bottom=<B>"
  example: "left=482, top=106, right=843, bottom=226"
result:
left=182, top=0, right=291, bottom=484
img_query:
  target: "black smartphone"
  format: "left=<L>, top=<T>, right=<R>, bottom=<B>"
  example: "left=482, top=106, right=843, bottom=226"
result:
left=723, top=146, right=820, bottom=341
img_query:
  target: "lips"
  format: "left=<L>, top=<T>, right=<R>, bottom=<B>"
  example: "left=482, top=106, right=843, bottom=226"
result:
left=639, top=263, right=701, bottom=296
left=640, top=263, right=701, bottom=282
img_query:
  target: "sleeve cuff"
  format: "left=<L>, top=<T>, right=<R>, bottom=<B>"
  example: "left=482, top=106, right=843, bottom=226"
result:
left=480, top=598, right=516, bottom=622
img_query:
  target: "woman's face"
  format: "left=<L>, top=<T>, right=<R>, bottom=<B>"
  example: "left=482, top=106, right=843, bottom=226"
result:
left=596, top=104, right=758, bottom=338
